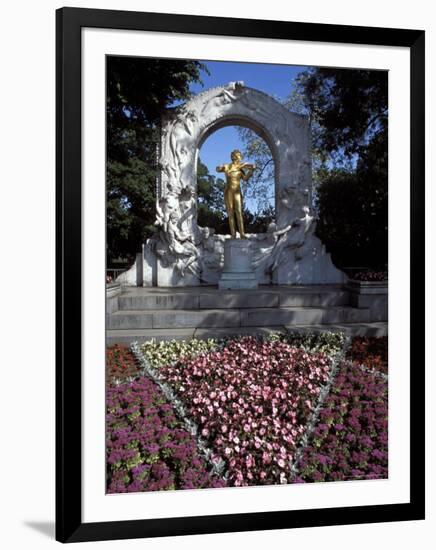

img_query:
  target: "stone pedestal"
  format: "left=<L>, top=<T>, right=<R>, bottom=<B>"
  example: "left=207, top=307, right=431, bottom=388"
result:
left=218, top=239, right=258, bottom=290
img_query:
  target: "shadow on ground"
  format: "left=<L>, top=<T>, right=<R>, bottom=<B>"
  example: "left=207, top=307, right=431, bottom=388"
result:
left=24, top=521, right=54, bottom=539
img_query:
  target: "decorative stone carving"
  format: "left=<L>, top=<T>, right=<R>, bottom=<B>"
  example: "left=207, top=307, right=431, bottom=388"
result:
left=117, top=82, right=345, bottom=287
left=253, top=206, right=315, bottom=275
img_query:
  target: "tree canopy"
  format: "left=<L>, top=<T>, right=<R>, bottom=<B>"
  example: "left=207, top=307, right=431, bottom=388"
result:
left=296, top=67, right=388, bottom=269
left=237, top=67, right=388, bottom=269
left=197, top=158, right=227, bottom=233
left=296, top=67, right=388, bottom=169
left=197, top=157, right=275, bottom=234
left=107, top=58, right=388, bottom=271
left=106, top=56, right=207, bottom=265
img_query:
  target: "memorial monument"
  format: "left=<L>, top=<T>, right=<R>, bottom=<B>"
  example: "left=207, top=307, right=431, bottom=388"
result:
left=118, top=81, right=345, bottom=287
left=217, top=148, right=255, bottom=240
left=216, top=149, right=258, bottom=289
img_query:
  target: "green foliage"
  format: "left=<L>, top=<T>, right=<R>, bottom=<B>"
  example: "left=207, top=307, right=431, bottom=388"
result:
left=295, top=67, right=388, bottom=163
left=107, top=156, right=157, bottom=262
left=236, top=127, right=275, bottom=215
left=315, top=169, right=387, bottom=269
left=197, top=158, right=227, bottom=232
left=237, top=67, right=388, bottom=268
left=295, top=67, right=388, bottom=269
left=106, top=56, right=207, bottom=264
left=197, top=157, right=275, bottom=234
left=242, top=206, right=275, bottom=234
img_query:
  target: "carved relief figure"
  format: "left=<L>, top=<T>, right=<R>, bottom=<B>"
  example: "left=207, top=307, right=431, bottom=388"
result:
left=198, top=226, right=224, bottom=275
left=254, top=206, right=314, bottom=274
left=163, top=110, right=197, bottom=191
left=154, top=195, right=200, bottom=277
left=269, top=206, right=314, bottom=270
left=199, top=81, right=245, bottom=119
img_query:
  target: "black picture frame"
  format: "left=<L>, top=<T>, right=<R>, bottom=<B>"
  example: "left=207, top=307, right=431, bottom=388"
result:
left=56, top=6, right=425, bottom=543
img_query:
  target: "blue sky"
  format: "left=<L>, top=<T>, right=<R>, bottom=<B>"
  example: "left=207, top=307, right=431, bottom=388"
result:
left=190, top=60, right=306, bottom=99
left=189, top=60, right=308, bottom=212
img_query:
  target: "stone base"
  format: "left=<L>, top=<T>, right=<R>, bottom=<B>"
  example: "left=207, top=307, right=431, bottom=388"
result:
left=345, top=280, right=388, bottom=322
left=218, top=239, right=258, bottom=290
left=117, top=233, right=346, bottom=288
left=106, top=285, right=388, bottom=345
left=218, top=272, right=258, bottom=290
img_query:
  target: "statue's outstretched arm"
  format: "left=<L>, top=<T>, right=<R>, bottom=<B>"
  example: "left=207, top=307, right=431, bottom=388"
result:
left=216, top=164, right=227, bottom=173
left=274, top=223, right=293, bottom=237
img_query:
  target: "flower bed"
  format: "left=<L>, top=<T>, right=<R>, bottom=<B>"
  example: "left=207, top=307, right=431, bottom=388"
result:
left=282, top=330, right=346, bottom=355
left=106, top=332, right=389, bottom=492
left=157, top=336, right=333, bottom=487
left=296, top=361, right=388, bottom=482
left=140, top=338, right=219, bottom=369
left=137, top=331, right=344, bottom=371
left=346, top=336, right=388, bottom=375
left=106, top=376, right=225, bottom=493
left=352, top=271, right=388, bottom=282
left=106, top=345, right=141, bottom=384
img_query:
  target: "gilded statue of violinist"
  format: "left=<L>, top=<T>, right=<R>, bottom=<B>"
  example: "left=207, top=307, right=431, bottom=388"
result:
left=216, top=150, right=256, bottom=239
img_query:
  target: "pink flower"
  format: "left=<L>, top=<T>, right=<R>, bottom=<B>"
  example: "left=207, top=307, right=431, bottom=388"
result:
left=262, top=452, right=272, bottom=464
left=246, top=454, right=255, bottom=468
left=156, top=336, right=336, bottom=487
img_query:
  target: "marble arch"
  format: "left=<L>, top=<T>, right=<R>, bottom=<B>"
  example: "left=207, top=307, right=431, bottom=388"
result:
left=195, top=115, right=278, bottom=218
left=119, top=81, right=344, bottom=287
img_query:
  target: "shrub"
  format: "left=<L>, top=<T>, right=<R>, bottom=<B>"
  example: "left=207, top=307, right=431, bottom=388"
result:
left=316, top=169, right=387, bottom=270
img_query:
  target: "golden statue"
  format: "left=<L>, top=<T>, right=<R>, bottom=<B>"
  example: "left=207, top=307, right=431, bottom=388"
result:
left=216, top=150, right=256, bottom=239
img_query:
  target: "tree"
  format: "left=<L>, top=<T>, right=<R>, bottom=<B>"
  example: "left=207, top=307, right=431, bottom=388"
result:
left=197, top=157, right=275, bottom=235
left=295, top=67, right=388, bottom=164
left=197, top=158, right=227, bottom=233
left=106, top=56, right=207, bottom=265
left=242, top=205, right=275, bottom=234
left=236, top=68, right=388, bottom=269
left=295, top=68, right=388, bottom=269
left=236, top=126, right=275, bottom=215
left=315, top=169, right=387, bottom=269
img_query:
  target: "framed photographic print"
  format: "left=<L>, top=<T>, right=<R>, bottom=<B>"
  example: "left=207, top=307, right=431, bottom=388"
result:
left=56, top=7, right=425, bottom=543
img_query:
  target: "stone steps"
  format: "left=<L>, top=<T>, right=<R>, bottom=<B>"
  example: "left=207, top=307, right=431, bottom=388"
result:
left=106, top=322, right=388, bottom=345
left=106, top=285, right=387, bottom=345
left=107, top=305, right=370, bottom=330
left=117, top=286, right=349, bottom=310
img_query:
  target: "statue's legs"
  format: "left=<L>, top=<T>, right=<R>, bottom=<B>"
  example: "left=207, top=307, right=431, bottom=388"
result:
left=224, top=186, right=237, bottom=238
left=234, top=191, right=246, bottom=238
